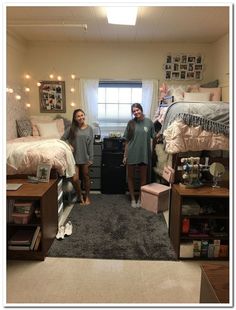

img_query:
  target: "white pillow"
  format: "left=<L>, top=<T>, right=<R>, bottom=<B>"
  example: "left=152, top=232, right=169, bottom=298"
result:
left=168, top=85, right=188, bottom=101
left=184, top=92, right=211, bottom=102
left=36, top=122, right=60, bottom=138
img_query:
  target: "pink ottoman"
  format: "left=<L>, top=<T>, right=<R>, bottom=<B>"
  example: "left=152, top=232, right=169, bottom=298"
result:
left=141, top=183, right=170, bottom=214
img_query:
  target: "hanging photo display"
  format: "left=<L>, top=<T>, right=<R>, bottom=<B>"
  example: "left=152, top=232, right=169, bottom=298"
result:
left=164, top=54, right=204, bottom=81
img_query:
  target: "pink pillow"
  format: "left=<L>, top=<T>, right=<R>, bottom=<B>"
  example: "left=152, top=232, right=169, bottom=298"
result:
left=199, top=87, right=221, bottom=101
left=31, top=119, right=64, bottom=136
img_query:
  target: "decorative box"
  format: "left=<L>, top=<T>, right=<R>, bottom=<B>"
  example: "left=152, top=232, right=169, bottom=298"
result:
left=141, top=183, right=170, bottom=214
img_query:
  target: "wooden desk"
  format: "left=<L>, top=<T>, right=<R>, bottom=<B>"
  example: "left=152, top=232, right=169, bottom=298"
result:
left=200, top=264, right=229, bottom=303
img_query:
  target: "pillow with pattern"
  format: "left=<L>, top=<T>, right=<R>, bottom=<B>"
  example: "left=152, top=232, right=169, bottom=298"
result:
left=200, top=79, right=219, bottom=88
left=168, top=84, right=188, bottom=101
left=16, top=119, right=32, bottom=137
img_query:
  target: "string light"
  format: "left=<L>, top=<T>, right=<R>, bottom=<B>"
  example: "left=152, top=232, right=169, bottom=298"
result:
left=70, top=102, right=75, bottom=107
left=37, top=82, right=41, bottom=86
left=25, top=74, right=31, bottom=79
left=25, top=87, right=30, bottom=92
left=6, top=88, right=14, bottom=93
left=70, top=87, right=75, bottom=93
left=49, top=74, right=54, bottom=79
left=15, top=95, right=21, bottom=100
left=71, top=74, right=76, bottom=80
left=26, top=103, right=31, bottom=108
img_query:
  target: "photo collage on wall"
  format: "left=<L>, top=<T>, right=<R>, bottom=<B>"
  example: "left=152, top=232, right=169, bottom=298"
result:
left=164, top=54, right=204, bottom=81
left=39, top=81, right=66, bottom=113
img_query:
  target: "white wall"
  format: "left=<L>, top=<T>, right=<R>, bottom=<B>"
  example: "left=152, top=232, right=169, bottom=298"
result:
left=7, top=33, right=30, bottom=139
left=212, top=34, right=229, bottom=101
left=7, top=33, right=229, bottom=126
left=24, top=41, right=217, bottom=119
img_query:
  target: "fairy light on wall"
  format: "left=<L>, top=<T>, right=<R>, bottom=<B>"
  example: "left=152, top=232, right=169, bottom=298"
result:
left=8, top=71, right=79, bottom=110
left=15, top=94, right=21, bottom=100
left=70, top=73, right=77, bottom=107
left=6, top=88, right=14, bottom=93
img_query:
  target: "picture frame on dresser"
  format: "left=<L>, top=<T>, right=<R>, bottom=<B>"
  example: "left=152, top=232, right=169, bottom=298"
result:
left=39, top=80, right=66, bottom=113
left=37, top=163, right=52, bottom=183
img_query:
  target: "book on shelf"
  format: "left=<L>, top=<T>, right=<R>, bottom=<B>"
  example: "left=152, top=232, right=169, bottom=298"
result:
left=8, top=245, right=31, bottom=251
left=8, top=226, right=41, bottom=251
left=30, top=226, right=41, bottom=250
left=33, top=231, right=42, bottom=251
left=193, top=240, right=201, bottom=257
left=7, top=199, right=15, bottom=223
left=213, top=240, right=221, bottom=258
left=8, top=229, right=35, bottom=246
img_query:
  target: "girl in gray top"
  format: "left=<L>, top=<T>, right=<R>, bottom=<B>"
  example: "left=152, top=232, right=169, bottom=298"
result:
left=123, top=103, right=156, bottom=208
left=62, top=109, right=94, bottom=205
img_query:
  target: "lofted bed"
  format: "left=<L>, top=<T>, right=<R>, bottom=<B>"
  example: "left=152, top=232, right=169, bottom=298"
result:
left=6, top=116, right=75, bottom=179
left=153, top=83, right=230, bottom=184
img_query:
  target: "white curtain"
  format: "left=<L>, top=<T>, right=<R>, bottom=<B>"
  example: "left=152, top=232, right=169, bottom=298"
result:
left=79, top=79, right=99, bottom=125
left=142, top=80, right=159, bottom=119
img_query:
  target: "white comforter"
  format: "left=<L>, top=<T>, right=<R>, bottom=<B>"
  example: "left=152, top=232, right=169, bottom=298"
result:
left=7, top=137, right=75, bottom=177
left=163, top=119, right=229, bottom=154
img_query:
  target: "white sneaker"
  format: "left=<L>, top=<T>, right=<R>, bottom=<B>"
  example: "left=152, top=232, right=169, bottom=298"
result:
left=131, top=200, right=137, bottom=208
left=136, top=200, right=141, bottom=208
left=64, top=221, right=73, bottom=236
left=56, top=226, right=65, bottom=240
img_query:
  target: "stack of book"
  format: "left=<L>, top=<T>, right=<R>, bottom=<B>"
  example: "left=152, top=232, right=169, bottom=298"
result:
left=8, top=226, right=41, bottom=251
left=12, top=201, right=34, bottom=224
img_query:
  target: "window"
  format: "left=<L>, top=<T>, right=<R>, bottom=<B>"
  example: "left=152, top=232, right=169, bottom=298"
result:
left=98, top=81, right=142, bottom=127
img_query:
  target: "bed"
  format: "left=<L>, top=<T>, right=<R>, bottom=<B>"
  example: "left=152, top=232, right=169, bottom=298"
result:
left=7, top=116, right=75, bottom=178
left=153, top=100, right=229, bottom=183
left=7, top=136, right=75, bottom=178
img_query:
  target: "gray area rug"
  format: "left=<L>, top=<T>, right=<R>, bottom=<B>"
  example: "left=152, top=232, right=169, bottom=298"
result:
left=47, top=194, right=177, bottom=260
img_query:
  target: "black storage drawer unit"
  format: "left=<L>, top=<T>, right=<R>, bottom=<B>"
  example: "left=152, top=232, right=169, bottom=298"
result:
left=101, top=151, right=126, bottom=194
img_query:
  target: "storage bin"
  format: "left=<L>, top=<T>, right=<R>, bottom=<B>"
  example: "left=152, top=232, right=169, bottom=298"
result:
left=141, top=183, right=170, bottom=214
left=12, top=212, right=32, bottom=224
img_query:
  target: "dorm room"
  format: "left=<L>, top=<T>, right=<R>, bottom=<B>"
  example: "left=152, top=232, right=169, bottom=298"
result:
left=5, top=4, right=231, bottom=305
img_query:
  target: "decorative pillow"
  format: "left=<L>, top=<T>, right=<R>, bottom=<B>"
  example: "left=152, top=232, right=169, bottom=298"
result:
left=168, top=85, right=188, bottom=101
left=200, top=79, right=219, bottom=88
left=36, top=122, right=60, bottom=138
left=54, top=115, right=71, bottom=130
left=186, top=84, right=200, bottom=93
left=16, top=119, right=32, bottom=137
left=184, top=92, right=211, bottom=102
left=199, top=87, right=221, bottom=101
left=30, top=118, right=64, bottom=136
left=30, top=115, right=54, bottom=136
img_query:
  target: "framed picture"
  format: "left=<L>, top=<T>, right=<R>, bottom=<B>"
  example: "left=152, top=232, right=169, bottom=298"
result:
left=163, top=54, right=204, bottom=80
left=166, top=55, right=172, bottom=63
left=39, top=81, right=66, bottom=113
left=196, top=55, right=202, bottom=64
left=173, top=55, right=181, bottom=63
left=165, top=71, right=171, bottom=80
left=180, top=71, right=186, bottom=80
left=195, top=71, right=202, bottom=80
left=171, top=71, right=180, bottom=80
left=36, top=163, right=52, bottom=183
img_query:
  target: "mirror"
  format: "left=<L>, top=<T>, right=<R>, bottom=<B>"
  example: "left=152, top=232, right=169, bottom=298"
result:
left=209, top=162, right=225, bottom=188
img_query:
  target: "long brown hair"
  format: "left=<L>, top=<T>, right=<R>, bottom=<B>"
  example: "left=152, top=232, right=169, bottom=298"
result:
left=126, top=103, right=143, bottom=141
left=68, top=108, right=85, bottom=142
